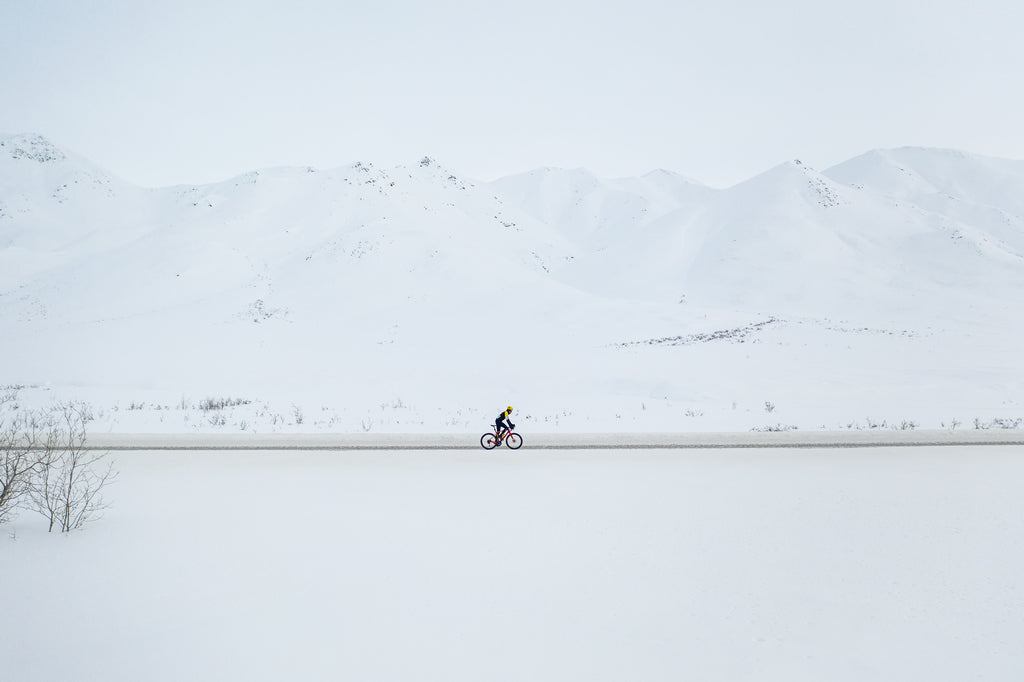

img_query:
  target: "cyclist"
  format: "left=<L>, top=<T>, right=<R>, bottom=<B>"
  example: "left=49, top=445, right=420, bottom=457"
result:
left=495, top=406, right=515, bottom=442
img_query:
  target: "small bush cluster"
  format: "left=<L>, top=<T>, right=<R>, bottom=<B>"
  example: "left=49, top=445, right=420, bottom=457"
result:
left=199, top=397, right=252, bottom=412
left=751, top=424, right=798, bottom=432
left=844, top=418, right=917, bottom=430
left=974, top=417, right=1023, bottom=430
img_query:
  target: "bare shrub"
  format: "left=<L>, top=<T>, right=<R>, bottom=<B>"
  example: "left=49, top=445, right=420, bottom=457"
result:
left=0, top=408, right=46, bottom=524
left=30, top=404, right=117, bottom=533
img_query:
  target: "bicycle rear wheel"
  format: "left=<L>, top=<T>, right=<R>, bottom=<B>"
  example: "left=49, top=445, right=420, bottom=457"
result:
left=480, top=433, right=498, bottom=450
left=505, top=433, right=523, bottom=449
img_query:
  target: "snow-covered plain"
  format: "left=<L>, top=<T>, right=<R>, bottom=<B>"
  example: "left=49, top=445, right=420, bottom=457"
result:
left=2, top=134, right=1023, bottom=433
left=4, top=132, right=1024, bottom=681
left=3, top=444, right=1023, bottom=681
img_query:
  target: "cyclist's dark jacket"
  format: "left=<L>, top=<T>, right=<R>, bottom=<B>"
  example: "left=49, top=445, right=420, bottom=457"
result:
left=495, top=408, right=513, bottom=431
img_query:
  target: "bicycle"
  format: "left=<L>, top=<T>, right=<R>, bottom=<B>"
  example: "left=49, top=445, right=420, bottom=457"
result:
left=480, top=424, right=523, bottom=450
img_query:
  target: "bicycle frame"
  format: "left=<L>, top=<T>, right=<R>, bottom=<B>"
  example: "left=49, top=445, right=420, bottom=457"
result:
left=481, top=423, right=522, bottom=450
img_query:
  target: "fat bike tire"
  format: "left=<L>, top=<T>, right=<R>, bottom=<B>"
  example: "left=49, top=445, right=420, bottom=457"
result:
left=505, top=433, right=523, bottom=449
left=480, top=433, right=498, bottom=450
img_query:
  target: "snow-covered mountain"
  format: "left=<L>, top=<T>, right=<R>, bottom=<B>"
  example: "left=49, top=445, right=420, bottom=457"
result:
left=2, top=133, right=1022, bottom=432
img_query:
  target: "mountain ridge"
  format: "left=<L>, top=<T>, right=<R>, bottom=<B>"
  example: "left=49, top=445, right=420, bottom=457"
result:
left=2, top=133, right=1022, bottom=432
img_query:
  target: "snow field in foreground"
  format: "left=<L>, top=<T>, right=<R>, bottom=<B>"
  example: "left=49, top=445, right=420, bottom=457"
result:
left=2, top=446, right=1023, bottom=682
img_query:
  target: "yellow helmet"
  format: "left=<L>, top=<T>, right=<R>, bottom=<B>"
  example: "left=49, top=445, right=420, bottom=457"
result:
left=506, top=406, right=513, bottom=413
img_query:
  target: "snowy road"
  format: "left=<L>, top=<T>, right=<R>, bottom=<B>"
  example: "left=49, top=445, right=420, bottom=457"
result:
left=82, top=429, right=1024, bottom=450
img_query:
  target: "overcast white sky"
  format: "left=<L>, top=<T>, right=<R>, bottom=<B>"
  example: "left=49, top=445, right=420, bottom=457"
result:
left=2, top=0, right=1023, bottom=188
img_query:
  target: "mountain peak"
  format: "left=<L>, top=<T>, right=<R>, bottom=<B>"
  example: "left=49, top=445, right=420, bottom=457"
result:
left=731, top=157, right=823, bottom=189
left=1, top=133, right=67, bottom=164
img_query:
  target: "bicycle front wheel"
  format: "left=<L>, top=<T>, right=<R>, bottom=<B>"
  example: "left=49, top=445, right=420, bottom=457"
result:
left=480, top=433, right=498, bottom=450
left=505, top=433, right=523, bottom=449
